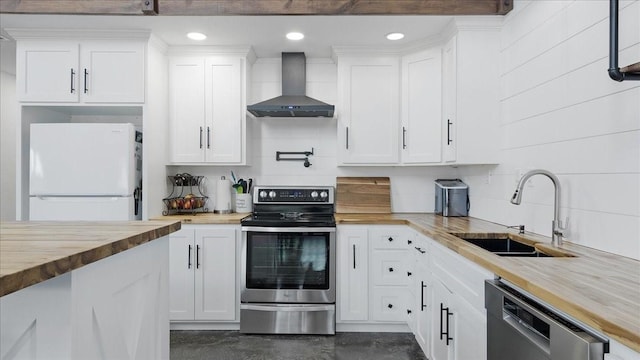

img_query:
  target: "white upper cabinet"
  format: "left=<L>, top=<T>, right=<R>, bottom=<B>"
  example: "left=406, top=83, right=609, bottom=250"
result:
left=442, top=22, right=501, bottom=164
left=337, top=56, right=400, bottom=165
left=401, top=48, right=443, bottom=164
left=11, top=30, right=148, bottom=104
left=168, top=50, right=251, bottom=165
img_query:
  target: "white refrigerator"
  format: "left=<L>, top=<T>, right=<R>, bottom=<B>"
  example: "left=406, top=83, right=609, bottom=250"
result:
left=29, top=123, right=142, bottom=221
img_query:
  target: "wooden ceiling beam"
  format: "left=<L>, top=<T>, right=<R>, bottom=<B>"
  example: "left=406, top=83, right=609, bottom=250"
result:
left=1, top=0, right=512, bottom=16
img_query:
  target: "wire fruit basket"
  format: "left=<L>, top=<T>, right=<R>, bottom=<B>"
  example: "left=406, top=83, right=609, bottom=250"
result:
left=163, top=173, right=208, bottom=215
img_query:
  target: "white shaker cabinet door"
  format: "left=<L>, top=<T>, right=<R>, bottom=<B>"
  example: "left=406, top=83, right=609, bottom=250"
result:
left=80, top=41, right=145, bottom=103
left=401, top=48, right=443, bottom=164
left=169, top=57, right=206, bottom=163
left=16, top=41, right=79, bottom=102
left=337, top=226, right=369, bottom=321
left=169, top=229, right=196, bottom=321
left=338, top=57, right=400, bottom=164
left=194, top=228, right=237, bottom=321
left=204, top=57, right=243, bottom=163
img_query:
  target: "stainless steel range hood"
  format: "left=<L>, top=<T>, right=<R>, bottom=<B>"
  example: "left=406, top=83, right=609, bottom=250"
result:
left=247, top=52, right=335, bottom=118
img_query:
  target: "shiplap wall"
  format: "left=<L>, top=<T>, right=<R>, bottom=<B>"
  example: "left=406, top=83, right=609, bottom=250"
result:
left=462, top=0, right=640, bottom=259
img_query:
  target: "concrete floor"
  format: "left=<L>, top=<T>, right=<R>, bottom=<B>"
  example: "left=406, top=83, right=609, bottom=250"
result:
left=170, top=331, right=427, bottom=360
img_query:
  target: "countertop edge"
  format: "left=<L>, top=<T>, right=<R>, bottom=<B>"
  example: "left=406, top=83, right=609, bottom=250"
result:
left=0, top=220, right=182, bottom=297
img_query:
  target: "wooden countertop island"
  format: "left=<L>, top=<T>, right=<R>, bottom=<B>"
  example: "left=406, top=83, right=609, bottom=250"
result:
left=0, top=220, right=181, bottom=360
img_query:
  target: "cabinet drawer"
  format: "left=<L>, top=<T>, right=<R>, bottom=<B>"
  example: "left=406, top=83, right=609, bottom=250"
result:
left=370, top=226, right=410, bottom=250
left=371, top=286, right=408, bottom=322
left=371, top=250, right=409, bottom=286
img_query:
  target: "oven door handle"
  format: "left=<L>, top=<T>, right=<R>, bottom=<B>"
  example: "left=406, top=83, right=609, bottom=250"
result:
left=240, top=304, right=335, bottom=312
left=242, top=226, right=336, bottom=233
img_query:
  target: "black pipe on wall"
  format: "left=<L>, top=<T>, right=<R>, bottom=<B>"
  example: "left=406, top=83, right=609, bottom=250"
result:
left=609, top=0, right=640, bottom=81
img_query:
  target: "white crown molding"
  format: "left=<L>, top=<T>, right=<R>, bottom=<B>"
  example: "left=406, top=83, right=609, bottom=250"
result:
left=148, top=34, right=169, bottom=55
left=4, top=28, right=151, bottom=41
left=167, top=45, right=255, bottom=62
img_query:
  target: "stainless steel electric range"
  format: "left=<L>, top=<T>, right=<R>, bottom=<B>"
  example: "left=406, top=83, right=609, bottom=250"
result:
left=240, top=186, right=336, bottom=335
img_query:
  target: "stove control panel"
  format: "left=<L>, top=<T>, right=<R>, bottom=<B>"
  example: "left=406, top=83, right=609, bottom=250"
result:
left=253, top=186, right=334, bottom=204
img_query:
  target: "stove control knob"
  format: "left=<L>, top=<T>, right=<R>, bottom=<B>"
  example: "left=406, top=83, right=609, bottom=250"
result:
left=311, top=191, right=319, bottom=199
left=268, top=191, right=277, bottom=199
left=320, top=191, right=328, bottom=199
left=259, top=190, right=267, bottom=199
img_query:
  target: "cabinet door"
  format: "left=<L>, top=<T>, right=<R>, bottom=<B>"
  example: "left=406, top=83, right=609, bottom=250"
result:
left=442, top=36, right=457, bottom=163
left=415, top=263, right=431, bottom=354
left=338, top=57, right=400, bottom=164
left=169, top=229, right=195, bottom=320
left=337, top=226, right=369, bottom=321
left=194, top=228, right=237, bottom=321
left=80, top=41, right=145, bottom=103
left=169, top=57, right=206, bottom=163
left=452, top=295, right=486, bottom=360
left=431, top=278, right=454, bottom=360
left=204, top=57, right=243, bottom=163
left=16, top=41, right=79, bottom=102
left=401, top=49, right=442, bottom=164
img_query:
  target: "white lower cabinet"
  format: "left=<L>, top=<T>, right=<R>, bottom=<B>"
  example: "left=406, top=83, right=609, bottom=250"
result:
left=429, top=238, right=493, bottom=360
left=337, top=226, right=369, bottom=321
left=337, top=225, right=410, bottom=325
left=405, top=232, right=431, bottom=355
left=169, top=226, right=238, bottom=322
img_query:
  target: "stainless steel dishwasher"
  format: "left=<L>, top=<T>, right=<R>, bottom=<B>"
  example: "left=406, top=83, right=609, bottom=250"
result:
left=485, top=280, right=608, bottom=360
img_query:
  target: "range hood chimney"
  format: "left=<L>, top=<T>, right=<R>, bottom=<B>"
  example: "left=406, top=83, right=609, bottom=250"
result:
left=247, top=52, right=335, bottom=118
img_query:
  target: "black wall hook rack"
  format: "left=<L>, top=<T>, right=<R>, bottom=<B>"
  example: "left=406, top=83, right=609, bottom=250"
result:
left=276, top=148, right=314, bottom=167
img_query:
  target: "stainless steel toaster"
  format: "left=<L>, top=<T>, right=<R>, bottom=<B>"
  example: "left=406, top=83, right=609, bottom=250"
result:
left=435, top=179, right=469, bottom=217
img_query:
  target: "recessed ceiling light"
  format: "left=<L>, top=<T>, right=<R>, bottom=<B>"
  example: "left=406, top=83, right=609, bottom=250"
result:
left=187, top=32, right=207, bottom=41
left=286, top=32, right=305, bottom=41
left=386, top=32, right=405, bottom=41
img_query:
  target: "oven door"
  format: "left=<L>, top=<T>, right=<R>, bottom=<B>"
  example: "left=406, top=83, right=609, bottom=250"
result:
left=241, top=226, right=336, bottom=304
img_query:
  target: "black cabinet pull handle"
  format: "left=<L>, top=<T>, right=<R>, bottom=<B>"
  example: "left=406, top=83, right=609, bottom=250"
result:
left=352, top=244, right=356, bottom=269
left=70, top=68, right=75, bottom=93
left=196, top=244, right=201, bottom=269
left=402, top=126, right=407, bottom=149
left=387, top=304, right=393, bottom=309
left=346, top=126, right=349, bottom=149
left=421, top=281, right=427, bottom=310
left=440, top=303, right=453, bottom=345
left=407, top=239, right=413, bottom=245
left=199, top=127, right=203, bottom=149
left=207, top=126, right=211, bottom=149
left=188, top=244, right=192, bottom=269
left=447, top=119, right=453, bottom=145
left=388, top=267, right=394, bottom=272
left=407, top=272, right=412, bottom=276
left=407, top=309, right=412, bottom=314
left=415, top=246, right=426, bottom=254
left=388, top=237, right=393, bottom=242
left=83, top=68, right=88, bottom=94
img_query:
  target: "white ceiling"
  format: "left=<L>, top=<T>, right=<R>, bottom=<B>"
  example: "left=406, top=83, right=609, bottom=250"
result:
left=0, top=14, right=457, bottom=74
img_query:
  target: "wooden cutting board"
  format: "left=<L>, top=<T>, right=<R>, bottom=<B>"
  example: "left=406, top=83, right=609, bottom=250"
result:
left=335, top=177, right=391, bottom=214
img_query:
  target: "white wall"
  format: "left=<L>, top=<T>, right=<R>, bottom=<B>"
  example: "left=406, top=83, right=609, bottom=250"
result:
left=461, top=0, right=640, bottom=259
left=143, top=36, right=170, bottom=219
left=0, top=71, right=18, bottom=221
left=167, top=57, right=460, bottom=214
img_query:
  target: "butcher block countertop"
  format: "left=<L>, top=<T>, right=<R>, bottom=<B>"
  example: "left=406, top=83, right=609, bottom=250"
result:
left=0, top=220, right=181, bottom=298
left=336, top=213, right=640, bottom=352
left=150, top=212, right=249, bottom=224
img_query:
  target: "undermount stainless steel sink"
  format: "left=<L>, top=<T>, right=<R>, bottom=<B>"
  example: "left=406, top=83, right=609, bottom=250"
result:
left=451, top=233, right=571, bottom=258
